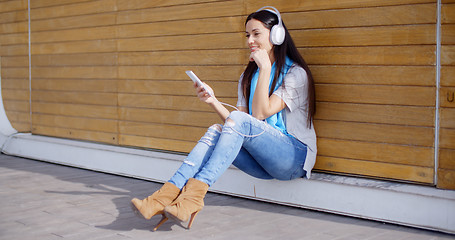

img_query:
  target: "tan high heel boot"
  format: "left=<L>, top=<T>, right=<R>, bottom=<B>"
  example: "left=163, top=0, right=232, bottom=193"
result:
left=163, top=178, right=209, bottom=229
left=131, top=182, right=180, bottom=231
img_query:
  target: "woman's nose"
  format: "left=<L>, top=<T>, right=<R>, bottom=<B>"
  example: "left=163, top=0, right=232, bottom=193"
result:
left=248, top=36, right=254, bottom=45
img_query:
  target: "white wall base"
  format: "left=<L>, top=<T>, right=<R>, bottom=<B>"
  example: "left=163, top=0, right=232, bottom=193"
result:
left=2, top=133, right=455, bottom=234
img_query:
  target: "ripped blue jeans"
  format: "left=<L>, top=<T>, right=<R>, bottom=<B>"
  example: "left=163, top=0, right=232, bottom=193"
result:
left=168, top=111, right=307, bottom=189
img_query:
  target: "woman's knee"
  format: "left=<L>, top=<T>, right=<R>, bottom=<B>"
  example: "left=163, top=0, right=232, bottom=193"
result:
left=225, top=111, right=249, bottom=127
left=199, top=124, right=222, bottom=146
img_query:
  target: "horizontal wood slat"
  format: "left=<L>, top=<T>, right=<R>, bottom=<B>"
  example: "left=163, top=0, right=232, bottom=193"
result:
left=303, top=46, right=436, bottom=66
left=441, top=46, right=455, bottom=66
left=440, top=128, right=455, bottom=149
left=30, top=0, right=93, bottom=9
left=315, top=102, right=434, bottom=127
left=31, top=40, right=117, bottom=55
left=31, top=26, right=117, bottom=43
left=284, top=3, right=436, bottom=29
left=442, top=24, right=455, bottom=44
left=437, top=169, right=455, bottom=189
left=32, top=91, right=117, bottom=106
left=119, top=50, right=246, bottom=66
left=315, top=156, right=433, bottom=184
left=315, top=120, right=434, bottom=147
left=3, top=100, right=30, bottom=112
left=4, top=111, right=30, bottom=123
left=440, top=108, right=455, bottom=128
left=32, top=66, right=118, bottom=79
left=118, top=66, right=244, bottom=81
left=2, top=89, right=29, bottom=101
left=32, top=79, right=118, bottom=92
left=30, top=0, right=117, bottom=20
left=31, top=13, right=117, bottom=32
left=440, top=87, right=455, bottom=107
left=31, top=53, right=118, bottom=66
left=117, top=33, right=245, bottom=52
left=317, top=138, right=433, bottom=167
left=119, top=108, right=219, bottom=128
left=116, top=0, right=221, bottom=11
left=32, top=114, right=118, bottom=133
left=246, top=0, right=436, bottom=13
left=316, top=84, right=435, bottom=106
left=311, top=65, right=435, bottom=85
left=116, top=0, right=243, bottom=25
left=442, top=3, right=455, bottom=23
left=32, top=125, right=118, bottom=145
left=293, top=25, right=436, bottom=47
left=0, top=10, right=27, bottom=23
left=118, top=80, right=237, bottom=97
left=117, top=16, right=244, bottom=39
left=1, top=56, right=29, bottom=67
left=119, top=121, right=205, bottom=143
left=1, top=67, right=28, bottom=78
left=0, top=32, right=28, bottom=45
left=32, top=102, right=117, bottom=119
left=118, top=94, right=213, bottom=112
left=442, top=66, right=455, bottom=86
left=0, top=44, right=29, bottom=56
left=119, top=134, right=194, bottom=153
left=2, top=79, right=29, bottom=90
left=439, top=149, right=455, bottom=170
left=0, top=0, right=27, bottom=13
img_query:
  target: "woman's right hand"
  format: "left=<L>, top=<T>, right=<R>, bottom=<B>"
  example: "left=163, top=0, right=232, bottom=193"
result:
left=194, top=82, right=216, bottom=104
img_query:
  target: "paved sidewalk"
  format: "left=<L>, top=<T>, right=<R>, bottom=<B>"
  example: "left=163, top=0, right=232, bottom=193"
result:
left=0, top=153, right=454, bottom=240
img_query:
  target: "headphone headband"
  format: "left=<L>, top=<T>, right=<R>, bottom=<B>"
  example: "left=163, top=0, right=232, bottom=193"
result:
left=256, top=6, right=282, bottom=28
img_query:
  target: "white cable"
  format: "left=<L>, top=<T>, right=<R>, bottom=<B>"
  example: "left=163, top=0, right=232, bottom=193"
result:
left=216, top=99, right=266, bottom=138
left=218, top=101, right=239, bottom=111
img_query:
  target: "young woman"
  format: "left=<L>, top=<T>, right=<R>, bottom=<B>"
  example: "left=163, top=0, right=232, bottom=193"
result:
left=131, top=6, right=317, bottom=231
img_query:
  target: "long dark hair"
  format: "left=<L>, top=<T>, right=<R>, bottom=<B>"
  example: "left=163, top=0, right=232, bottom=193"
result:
left=242, top=10, right=316, bottom=127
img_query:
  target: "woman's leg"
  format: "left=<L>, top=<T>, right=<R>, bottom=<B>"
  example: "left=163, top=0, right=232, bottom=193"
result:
left=163, top=111, right=306, bottom=228
left=232, top=148, right=274, bottom=180
left=194, top=111, right=307, bottom=186
left=168, top=124, right=222, bottom=189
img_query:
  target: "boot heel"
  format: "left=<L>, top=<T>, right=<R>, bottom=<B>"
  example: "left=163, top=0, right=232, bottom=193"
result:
left=187, top=211, right=200, bottom=229
left=153, top=215, right=168, bottom=231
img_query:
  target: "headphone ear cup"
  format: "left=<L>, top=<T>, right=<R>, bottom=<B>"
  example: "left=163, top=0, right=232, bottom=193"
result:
left=270, top=25, right=285, bottom=45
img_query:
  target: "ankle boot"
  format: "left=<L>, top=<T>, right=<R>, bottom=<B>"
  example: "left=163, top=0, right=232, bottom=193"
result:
left=163, top=178, right=209, bottom=229
left=131, top=182, right=180, bottom=230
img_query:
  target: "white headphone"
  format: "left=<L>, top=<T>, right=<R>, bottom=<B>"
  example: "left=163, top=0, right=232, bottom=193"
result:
left=256, top=6, right=285, bottom=45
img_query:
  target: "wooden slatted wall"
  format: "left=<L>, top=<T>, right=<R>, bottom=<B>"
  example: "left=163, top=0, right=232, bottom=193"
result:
left=0, top=0, right=30, bottom=132
left=1, top=0, right=453, bottom=189
left=251, top=0, right=437, bottom=184
left=439, top=0, right=455, bottom=189
left=116, top=0, right=245, bottom=152
left=30, top=0, right=119, bottom=145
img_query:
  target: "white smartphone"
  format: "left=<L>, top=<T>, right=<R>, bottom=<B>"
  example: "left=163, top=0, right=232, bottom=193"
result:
left=185, top=70, right=213, bottom=96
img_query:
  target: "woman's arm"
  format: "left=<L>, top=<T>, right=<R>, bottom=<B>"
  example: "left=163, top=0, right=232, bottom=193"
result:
left=250, top=50, right=286, bottom=120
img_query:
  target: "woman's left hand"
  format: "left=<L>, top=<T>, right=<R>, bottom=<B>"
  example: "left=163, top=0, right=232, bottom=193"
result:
left=249, top=48, right=271, bottom=70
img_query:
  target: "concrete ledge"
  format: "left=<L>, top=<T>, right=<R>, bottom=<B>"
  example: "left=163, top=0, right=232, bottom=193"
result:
left=2, top=133, right=455, bottom=234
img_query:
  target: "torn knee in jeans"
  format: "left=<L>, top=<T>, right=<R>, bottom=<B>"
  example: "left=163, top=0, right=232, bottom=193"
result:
left=199, top=124, right=222, bottom=146
left=183, top=159, right=196, bottom=166
left=225, top=118, right=235, bottom=128
left=210, top=124, right=223, bottom=132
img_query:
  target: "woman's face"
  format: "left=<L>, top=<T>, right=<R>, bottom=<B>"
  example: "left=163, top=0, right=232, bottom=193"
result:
left=245, top=19, right=273, bottom=57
